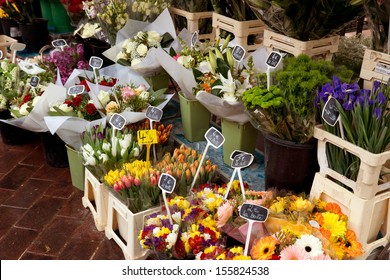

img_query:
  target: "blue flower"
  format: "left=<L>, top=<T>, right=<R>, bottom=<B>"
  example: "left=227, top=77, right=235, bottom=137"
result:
left=374, top=107, right=382, bottom=119
left=378, top=92, right=386, bottom=105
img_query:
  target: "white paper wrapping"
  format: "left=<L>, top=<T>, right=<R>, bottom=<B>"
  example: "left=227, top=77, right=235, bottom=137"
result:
left=196, top=91, right=250, bottom=124
left=102, top=8, right=176, bottom=77
left=0, top=83, right=67, bottom=132
left=63, top=64, right=149, bottom=109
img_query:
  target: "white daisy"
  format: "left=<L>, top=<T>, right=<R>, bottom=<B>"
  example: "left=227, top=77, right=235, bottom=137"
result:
left=294, top=234, right=324, bottom=258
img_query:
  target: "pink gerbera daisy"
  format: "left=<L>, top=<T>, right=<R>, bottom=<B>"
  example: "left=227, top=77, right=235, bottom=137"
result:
left=280, top=245, right=311, bottom=260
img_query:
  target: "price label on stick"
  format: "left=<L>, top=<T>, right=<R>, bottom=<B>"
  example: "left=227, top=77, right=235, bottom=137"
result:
left=205, top=127, right=225, bottom=149
left=232, top=45, right=246, bottom=62
left=146, top=106, right=163, bottom=122
left=0, top=50, right=3, bottom=60
left=265, top=51, right=282, bottom=68
left=68, top=85, right=85, bottom=96
left=158, top=173, right=176, bottom=194
left=191, top=31, right=199, bottom=48
left=30, top=76, right=39, bottom=88
left=109, top=113, right=126, bottom=130
left=89, top=56, right=103, bottom=69
left=52, top=39, right=68, bottom=49
left=240, top=203, right=269, bottom=256
left=231, top=153, right=254, bottom=169
left=240, top=203, right=269, bottom=222
left=322, top=97, right=340, bottom=126
left=137, top=130, right=158, bottom=145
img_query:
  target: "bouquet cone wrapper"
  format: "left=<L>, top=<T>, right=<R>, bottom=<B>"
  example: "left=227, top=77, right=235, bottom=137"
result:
left=103, top=8, right=176, bottom=77
left=0, top=83, right=67, bottom=132
left=196, top=91, right=250, bottom=124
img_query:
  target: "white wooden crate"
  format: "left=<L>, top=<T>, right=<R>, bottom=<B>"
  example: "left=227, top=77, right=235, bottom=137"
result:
left=82, top=168, right=108, bottom=231
left=360, top=48, right=390, bottom=89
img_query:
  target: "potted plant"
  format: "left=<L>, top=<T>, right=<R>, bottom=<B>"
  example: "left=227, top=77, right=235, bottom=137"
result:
left=242, top=54, right=353, bottom=193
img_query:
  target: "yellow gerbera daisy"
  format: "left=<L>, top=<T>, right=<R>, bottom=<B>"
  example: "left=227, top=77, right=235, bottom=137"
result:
left=321, top=212, right=347, bottom=238
left=250, top=236, right=277, bottom=260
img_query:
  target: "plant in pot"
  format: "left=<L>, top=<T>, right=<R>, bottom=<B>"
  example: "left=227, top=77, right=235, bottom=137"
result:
left=242, top=54, right=354, bottom=194
left=1, top=0, right=49, bottom=53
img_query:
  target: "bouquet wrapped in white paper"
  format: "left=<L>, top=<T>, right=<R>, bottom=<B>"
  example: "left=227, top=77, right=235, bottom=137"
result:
left=103, top=8, right=176, bottom=77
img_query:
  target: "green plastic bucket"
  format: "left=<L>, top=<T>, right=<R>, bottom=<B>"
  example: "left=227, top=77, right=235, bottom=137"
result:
left=66, top=144, right=85, bottom=191
left=221, top=118, right=258, bottom=166
left=179, top=92, right=211, bottom=142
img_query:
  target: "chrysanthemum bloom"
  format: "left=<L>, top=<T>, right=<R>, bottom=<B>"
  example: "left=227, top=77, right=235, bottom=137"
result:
left=250, top=236, right=277, bottom=260
left=289, top=197, right=314, bottom=212
left=280, top=245, right=311, bottom=260
left=294, top=234, right=324, bottom=258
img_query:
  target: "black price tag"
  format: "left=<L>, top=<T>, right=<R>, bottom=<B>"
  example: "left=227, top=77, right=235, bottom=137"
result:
left=30, top=76, right=39, bottom=88
left=230, top=149, right=246, bottom=160
left=239, top=203, right=269, bottom=222
left=68, top=85, right=85, bottom=96
left=191, top=31, right=199, bottom=47
left=322, top=97, right=340, bottom=126
left=89, top=56, right=104, bottom=69
left=265, top=51, right=282, bottom=68
left=0, top=50, right=3, bottom=60
left=109, top=113, right=126, bottom=130
left=232, top=45, right=246, bottom=62
left=51, top=39, right=68, bottom=49
left=158, top=173, right=176, bottom=194
left=146, top=106, right=163, bottom=122
left=231, top=152, right=254, bottom=169
left=205, top=127, right=225, bottom=149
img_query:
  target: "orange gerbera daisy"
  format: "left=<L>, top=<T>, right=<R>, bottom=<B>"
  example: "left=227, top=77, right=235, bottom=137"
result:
left=325, top=202, right=343, bottom=215
left=251, top=236, right=277, bottom=260
left=343, top=230, right=363, bottom=258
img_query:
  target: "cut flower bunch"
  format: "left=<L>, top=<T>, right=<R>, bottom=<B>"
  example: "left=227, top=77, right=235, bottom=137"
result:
left=250, top=193, right=364, bottom=260
left=97, top=83, right=166, bottom=117
left=243, top=0, right=365, bottom=40
left=81, top=124, right=142, bottom=181
left=316, top=77, right=390, bottom=181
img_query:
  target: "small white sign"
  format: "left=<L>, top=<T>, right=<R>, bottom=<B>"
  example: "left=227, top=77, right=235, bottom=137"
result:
left=0, top=50, right=3, bottom=60
left=374, top=62, right=390, bottom=76
left=30, top=76, right=40, bottom=88
left=109, top=113, right=126, bottom=130
left=89, top=56, right=103, bottom=69
left=52, top=39, right=68, bottom=49
left=191, top=31, right=199, bottom=47
left=67, top=85, right=85, bottom=96
left=232, top=45, right=246, bottom=62
left=265, top=51, right=283, bottom=69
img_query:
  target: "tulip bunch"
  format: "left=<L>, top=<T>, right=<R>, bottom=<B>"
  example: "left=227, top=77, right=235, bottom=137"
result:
left=155, top=144, right=218, bottom=196
left=128, top=119, right=173, bottom=145
left=103, top=160, right=162, bottom=213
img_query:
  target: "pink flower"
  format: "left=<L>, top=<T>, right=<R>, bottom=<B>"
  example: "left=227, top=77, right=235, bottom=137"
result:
left=280, top=245, right=311, bottom=260
left=216, top=201, right=233, bottom=228
left=173, top=54, right=181, bottom=61
left=121, top=86, right=137, bottom=102
left=134, top=178, right=141, bottom=186
left=122, top=175, right=133, bottom=188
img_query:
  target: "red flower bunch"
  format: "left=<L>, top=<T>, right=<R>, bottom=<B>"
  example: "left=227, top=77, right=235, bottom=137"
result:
left=78, top=76, right=118, bottom=93
left=48, top=93, right=101, bottom=121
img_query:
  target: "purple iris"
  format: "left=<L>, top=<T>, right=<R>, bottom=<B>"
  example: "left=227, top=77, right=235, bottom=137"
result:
left=374, top=107, right=382, bottom=119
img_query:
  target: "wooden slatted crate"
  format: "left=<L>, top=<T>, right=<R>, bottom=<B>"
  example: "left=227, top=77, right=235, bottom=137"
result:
left=212, top=13, right=264, bottom=52
left=0, top=35, right=17, bottom=59
left=360, top=48, right=390, bottom=89
left=263, top=29, right=339, bottom=60
left=169, top=7, right=215, bottom=41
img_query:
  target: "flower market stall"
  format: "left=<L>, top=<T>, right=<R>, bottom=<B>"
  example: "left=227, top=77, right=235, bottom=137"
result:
left=0, top=0, right=390, bottom=263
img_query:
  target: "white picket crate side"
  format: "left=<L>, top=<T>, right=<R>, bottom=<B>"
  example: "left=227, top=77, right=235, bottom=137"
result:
left=105, top=191, right=161, bottom=260
left=360, top=48, right=390, bottom=90
left=315, top=125, right=390, bottom=199
left=82, top=168, right=108, bottom=231
left=310, top=173, right=390, bottom=259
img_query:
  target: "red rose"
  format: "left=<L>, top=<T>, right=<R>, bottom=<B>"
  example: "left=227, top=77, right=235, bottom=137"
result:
left=72, top=94, right=83, bottom=107
left=22, top=94, right=31, bottom=103
left=79, top=79, right=90, bottom=92
left=85, top=103, right=97, bottom=115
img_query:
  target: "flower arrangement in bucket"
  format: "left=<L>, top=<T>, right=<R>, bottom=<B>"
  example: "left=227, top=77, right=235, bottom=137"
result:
left=316, top=77, right=390, bottom=181
left=80, top=124, right=143, bottom=181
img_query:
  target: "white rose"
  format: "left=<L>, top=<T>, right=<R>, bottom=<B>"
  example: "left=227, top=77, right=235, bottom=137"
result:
left=136, top=43, right=148, bottom=57
left=19, top=103, right=30, bottom=116
left=116, top=51, right=126, bottom=62
left=177, top=55, right=194, bottom=68
left=131, top=58, right=142, bottom=67
left=58, top=103, right=73, bottom=112
left=197, top=60, right=212, bottom=73
left=147, top=30, right=162, bottom=45
left=98, top=90, right=110, bottom=106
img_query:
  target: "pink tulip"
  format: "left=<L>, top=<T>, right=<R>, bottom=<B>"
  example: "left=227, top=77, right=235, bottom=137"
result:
left=134, top=178, right=141, bottom=186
